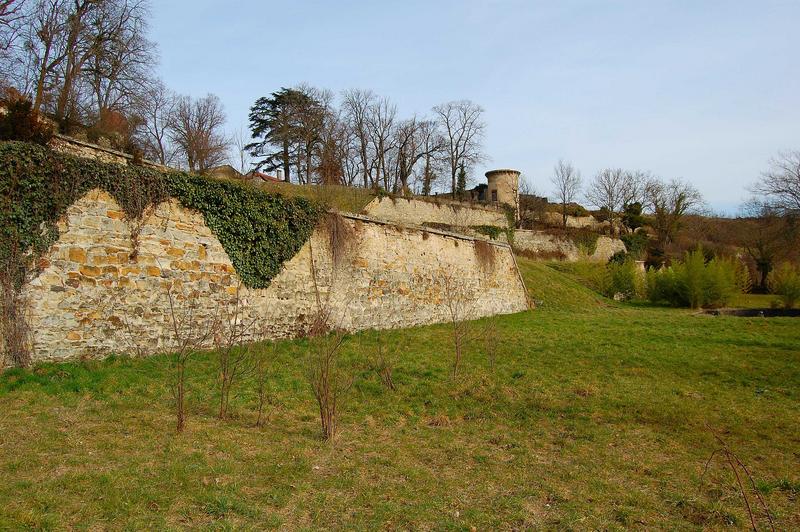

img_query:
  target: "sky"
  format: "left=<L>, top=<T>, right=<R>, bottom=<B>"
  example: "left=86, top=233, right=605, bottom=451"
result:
left=150, top=0, right=799, bottom=213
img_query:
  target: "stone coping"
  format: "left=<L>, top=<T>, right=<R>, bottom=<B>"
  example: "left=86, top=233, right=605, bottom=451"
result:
left=339, top=212, right=512, bottom=249
left=368, top=195, right=508, bottom=215
left=52, top=133, right=169, bottom=170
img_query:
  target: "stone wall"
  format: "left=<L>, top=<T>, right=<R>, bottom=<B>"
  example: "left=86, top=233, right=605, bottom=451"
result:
left=22, top=190, right=529, bottom=363
left=50, top=134, right=168, bottom=170
left=362, top=197, right=508, bottom=228
left=541, top=211, right=611, bottom=231
left=513, top=230, right=626, bottom=262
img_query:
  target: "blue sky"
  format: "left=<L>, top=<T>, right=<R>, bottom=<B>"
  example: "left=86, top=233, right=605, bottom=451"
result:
left=150, top=0, right=799, bottom=213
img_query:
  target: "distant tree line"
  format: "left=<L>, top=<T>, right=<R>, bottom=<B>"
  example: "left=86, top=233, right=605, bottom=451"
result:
left=547, top=162, right=704, bottom=262
left=244, top=86, right=486, bottom=195
left=0, top=0, right=230, bottom=173
left=545, top=151, right=800, bottom=290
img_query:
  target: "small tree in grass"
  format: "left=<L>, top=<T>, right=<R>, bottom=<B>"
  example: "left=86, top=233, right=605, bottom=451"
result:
left=439, top=268, right=479, bottom=377
left=215, top=284, right=260, bottom=420
left=305, top=314, right=352, bottom=440
left=253, top=341, right=276, bottom=428
left=165, top=283, right=219, bottom=433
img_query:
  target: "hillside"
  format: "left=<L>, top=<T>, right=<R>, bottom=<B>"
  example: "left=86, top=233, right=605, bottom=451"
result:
left=0, top=259, right=798, bottom=529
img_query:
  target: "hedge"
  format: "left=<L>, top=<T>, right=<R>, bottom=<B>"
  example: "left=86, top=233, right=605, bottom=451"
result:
left=0, top=141, right=323, bottom=289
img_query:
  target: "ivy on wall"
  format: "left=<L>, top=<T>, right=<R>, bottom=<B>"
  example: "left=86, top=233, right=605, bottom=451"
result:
left=0, top=141, right=323, bottom=289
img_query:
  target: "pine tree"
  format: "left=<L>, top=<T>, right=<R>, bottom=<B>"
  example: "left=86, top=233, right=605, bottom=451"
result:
left=456, top=165, right=467, bottom=198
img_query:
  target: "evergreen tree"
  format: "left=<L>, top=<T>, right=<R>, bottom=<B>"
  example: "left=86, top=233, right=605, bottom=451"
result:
left=246, top=88, right=322, bottom=182
left=456, top=165, right=467, bottom=198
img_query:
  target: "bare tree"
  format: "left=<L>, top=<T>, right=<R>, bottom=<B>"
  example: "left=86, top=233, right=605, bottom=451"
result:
left=366, top=95, right=396, bottom=190
left=135, top=80, right=175, bottom=165
left=433, top=100, right=486, bottom=195
left=644, top=177, right=704, bottom=251
left=753, top=150, right=800, bottom=215
left=392, top=116, right=442, bottom=195
left=83, top=0, right=155, bottom=116
left=305, top=313, right=352, bottom=441
left=341, top=88, right=375, bottom=188
left=439, top=268, right=477, bottom=378
left=215, top=285, right=259, bottom=420
left=168, top=93, right=229, bottom=173
left=165, top=282, right=219, bottom=433
left=17, top=0, right=68, bottom=111
left=11, top=0, right=155, bottom=130
left=585, top=168, right=628, bottom=230
left=739, top=198, right=798, bottom=292
left=550, top=159, right=582, bottom=228
left=231, top=126, right=253, bottom=174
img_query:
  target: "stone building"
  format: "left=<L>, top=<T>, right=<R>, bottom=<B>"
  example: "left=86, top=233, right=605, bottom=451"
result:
left=485, top=169, right=520, bottom=207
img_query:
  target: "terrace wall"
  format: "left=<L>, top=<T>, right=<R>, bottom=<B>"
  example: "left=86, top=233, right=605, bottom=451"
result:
left=362, top=197, right=508, bottom=228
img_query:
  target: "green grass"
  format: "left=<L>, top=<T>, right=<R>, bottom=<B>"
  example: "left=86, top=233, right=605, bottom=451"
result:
left=1, top=259, right=799, bottom=529
left=253, top=181, right=375, bottom=214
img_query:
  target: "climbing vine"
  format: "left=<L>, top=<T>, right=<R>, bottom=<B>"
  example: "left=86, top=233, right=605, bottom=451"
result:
left=0, top=141, right=323, bottom=290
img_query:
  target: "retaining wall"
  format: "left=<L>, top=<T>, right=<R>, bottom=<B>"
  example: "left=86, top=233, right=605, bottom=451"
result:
left=362, top=197, right=508, bottom=228
left=23, top=190, right=529, bottom=362
left=513, top=230, right=626, bottom=262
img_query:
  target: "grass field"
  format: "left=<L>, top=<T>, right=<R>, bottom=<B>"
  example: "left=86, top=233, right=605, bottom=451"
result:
left=1, top=260, right=798, bottom=529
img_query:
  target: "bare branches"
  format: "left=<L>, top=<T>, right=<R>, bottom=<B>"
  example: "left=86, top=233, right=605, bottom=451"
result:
left=644, top=177, right=704, bottom=249
left=432, top=100, right=486, bottom=195
left=168, top=93, right=229, bottom=173
left=134, top=80, right=176, bottom=165
left=753, top=150, right=800, bottom=215
left=165, top=281, right=219, bottom=433
left=214, top=284, right=259, bottom=421
left=584, top=168, right=628, bottom=229
left=551, top=160, right=582, bottom=228
left=701, top=429, right=775, bottom=532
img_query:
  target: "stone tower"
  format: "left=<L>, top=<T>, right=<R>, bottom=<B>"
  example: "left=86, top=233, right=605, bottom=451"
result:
left=485, top=169, right=521, bottom=214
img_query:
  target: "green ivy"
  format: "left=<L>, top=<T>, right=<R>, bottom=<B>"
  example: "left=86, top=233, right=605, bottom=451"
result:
left=470, top=225, right=504, bottom=240
left=0, top=141, right=323, bottom=289
left=471, top=224, right=514, bottom=243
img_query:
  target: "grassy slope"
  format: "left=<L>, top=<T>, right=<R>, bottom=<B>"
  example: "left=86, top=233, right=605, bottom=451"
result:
left=253, top=181, right=375, bottom=214
left=1, top=259, right=799, bottom=529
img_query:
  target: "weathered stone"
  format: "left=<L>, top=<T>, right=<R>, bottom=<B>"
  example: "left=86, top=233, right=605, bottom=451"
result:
left=22, top=190, right=529, bottom=363
left=79, top=265, right=102, bottom=277
left=69, top=248, right=87, bottom=263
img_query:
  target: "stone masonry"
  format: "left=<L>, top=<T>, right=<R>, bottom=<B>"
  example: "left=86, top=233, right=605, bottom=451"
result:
left=23, top=190, right=529, bottom=362
left=513, top=230, right=626, bottom=262
left=362, top=196, right=508, bottom=228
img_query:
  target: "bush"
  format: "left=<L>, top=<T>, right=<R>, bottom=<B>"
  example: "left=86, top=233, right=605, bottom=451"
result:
left=570, top=229, right=599, bottom=255
left=606, top=259, right=642, bottom=300
left=768, top=262, right=800, bottom=309
left=645, top=248, right=741, bottom=308
left=0, top=93, right=53, bottom=145
left=551, top=259, right=643, bottom=300
left=620, top=231, right=649, bottom=259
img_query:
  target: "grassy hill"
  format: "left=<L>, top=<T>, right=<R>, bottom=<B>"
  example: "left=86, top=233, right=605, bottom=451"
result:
left=1, top=259, right=798, bottom=529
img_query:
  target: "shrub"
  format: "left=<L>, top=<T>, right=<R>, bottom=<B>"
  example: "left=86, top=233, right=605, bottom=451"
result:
left=768, top=262, right=800, bottom=309
left=679, top=248, right=707, bottom=309
left=570, top=229, right=599, bottom=255
left=471, top=225, right=504, bottom=240
left=702, top=258, right=737, bottom=309
left=0, top=94, right=53, bottom=145
left=606, top=259, right=642, bottom=300
left=646, top=248, right=741, bottom=308
left=621, top=231, right=649, bottom=259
